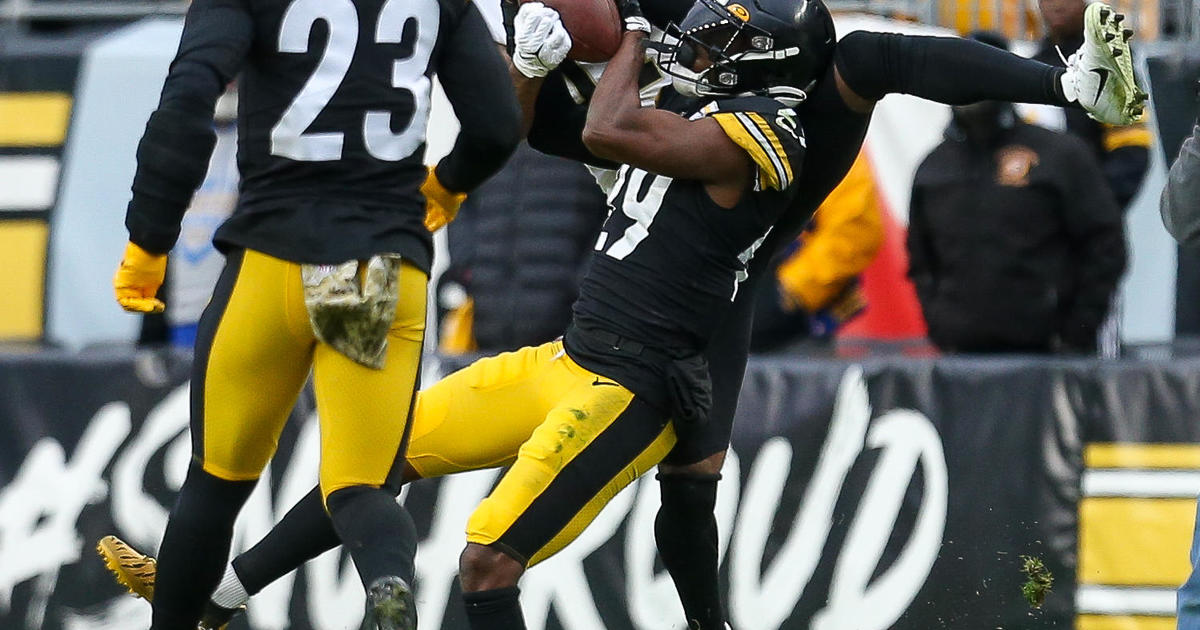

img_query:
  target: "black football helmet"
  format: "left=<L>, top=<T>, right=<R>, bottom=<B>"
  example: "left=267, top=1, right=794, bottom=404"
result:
left=653, top=0, right=836, bottom=101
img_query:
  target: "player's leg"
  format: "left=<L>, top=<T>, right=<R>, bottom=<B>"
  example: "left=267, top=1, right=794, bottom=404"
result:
left=215, top=487, right=338, bottom=615
left=833, top=3, right=1144, bottom=122
left=650, top=98, right=875, bottom=627
left=101, top=341, right=572, bottom=622
left=460, top=366, right=677, bottom=630
left=311, top=260, right=428, bottom=628
left=230, top=341, right=568, bottom=598
left=832, top=30, right=1066, bottom=110
left=655, top=458, right=724, bottom=630
left=652, top=270, right=758, bottom=630
left=151, top=249, right=315, bottom=630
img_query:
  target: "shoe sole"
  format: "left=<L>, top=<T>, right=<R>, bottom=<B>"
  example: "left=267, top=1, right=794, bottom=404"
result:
left=1084, top=2, right=1146, bottom=122
left=361, top=579, right=416, bottom=630
left=96, top=535, right=156, bottom=601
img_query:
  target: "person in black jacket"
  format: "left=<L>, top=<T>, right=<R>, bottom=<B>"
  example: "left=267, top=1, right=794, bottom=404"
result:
left=908, top=32, right=1126, bottom=355
left=440, top=143, right=608, bottom=353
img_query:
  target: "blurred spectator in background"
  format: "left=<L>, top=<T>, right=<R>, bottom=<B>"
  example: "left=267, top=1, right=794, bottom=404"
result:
left=1160, top=90, right=1200, bottom=629
left=907, top=32, right=1126, bottom=355
left=1161, top=88, right=1200, bottom=248
left=438, top=143, right=607, bottom=354
left=750, top=152, right=882, bottom=353
left=1033, top=0, right=1150, bottom=207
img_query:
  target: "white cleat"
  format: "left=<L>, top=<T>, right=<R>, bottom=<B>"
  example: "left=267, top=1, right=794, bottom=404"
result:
left=1059, top=2, right=1148, bottom=124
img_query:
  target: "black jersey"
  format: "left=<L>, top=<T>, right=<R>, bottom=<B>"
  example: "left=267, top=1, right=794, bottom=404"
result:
left=570, top=96, right=805, bottom=353
left=124, top=0, right=518, bottom=269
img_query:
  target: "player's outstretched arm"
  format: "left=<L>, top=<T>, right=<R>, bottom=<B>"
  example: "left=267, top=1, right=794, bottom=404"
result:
left=432, top=4, right=522, bottom=195
left=582, top=31, right=748, bottom=193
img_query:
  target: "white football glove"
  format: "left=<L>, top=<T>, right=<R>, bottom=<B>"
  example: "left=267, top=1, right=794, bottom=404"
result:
left=513, top=2, right=572, bottom=79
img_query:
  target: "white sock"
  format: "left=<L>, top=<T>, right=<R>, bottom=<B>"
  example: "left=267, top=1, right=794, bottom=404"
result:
left=210, top=564, right=250, bottom=609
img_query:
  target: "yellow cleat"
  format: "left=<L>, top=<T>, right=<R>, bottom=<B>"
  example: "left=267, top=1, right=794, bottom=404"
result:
left=95, top=534, right=243, bottom=630
left=96, top=535, right=156, bottom=601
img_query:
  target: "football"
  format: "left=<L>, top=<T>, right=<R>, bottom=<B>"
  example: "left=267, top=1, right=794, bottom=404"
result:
left=522, top=0, right=622, bottom=62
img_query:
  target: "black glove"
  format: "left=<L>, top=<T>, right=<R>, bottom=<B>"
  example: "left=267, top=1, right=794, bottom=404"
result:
left=616, top=0, right=651, bottom=33
left=665, top=354, right=712, bottom=435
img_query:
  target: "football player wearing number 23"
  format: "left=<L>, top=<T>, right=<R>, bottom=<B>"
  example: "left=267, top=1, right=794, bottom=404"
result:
left=109, top=0, right=520, bottom=625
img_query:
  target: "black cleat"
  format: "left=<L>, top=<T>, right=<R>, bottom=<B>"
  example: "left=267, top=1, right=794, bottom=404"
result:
left=360, top=577, right=416, bottom=630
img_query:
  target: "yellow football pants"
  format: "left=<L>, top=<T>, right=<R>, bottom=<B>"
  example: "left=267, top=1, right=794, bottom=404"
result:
left=407, top=340, right=677, bottom=566
left=192, top=249, right=426, bottom=499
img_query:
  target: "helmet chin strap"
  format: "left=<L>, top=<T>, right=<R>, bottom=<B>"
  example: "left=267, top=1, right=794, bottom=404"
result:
left=764, top=85, right=808, bottom=105
left=671, top=75, right=704, bottom=98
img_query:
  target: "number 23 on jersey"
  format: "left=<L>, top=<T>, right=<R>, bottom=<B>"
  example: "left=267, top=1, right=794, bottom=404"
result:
left=271, top=0, right=438, bottom=162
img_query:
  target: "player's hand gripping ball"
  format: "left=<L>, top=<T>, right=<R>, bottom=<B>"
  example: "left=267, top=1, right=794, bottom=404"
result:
left=512, top=2, right=574, bottom=78
left=519, top=0, right=621, bottom=62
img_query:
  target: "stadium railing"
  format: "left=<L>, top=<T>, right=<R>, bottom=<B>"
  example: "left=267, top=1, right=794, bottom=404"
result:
left=1, top=0, right=1195, bottom=46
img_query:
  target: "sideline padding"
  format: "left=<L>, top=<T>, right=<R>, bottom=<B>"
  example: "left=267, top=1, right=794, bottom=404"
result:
left=0, top=219, right=48, bottom=339
left=1079, top=497, right=1194, bottom=587
left=0, top=93, right=72, bottom=147
left=1086, top=443, right=1200, bottom=470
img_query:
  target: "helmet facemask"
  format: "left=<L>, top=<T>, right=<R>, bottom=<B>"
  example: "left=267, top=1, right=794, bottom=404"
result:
left=652, top=0, right=775, bottom=98
left=649, top=0, right=833, bottom=103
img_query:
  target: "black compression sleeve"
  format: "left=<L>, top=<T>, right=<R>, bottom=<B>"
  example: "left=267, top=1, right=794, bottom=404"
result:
left=527, top=73, right=619, bottom=168
left=434, top=5, right=522, bottom=193
left=834, top=31, right=1067, bottom=107
left=124, top=0, right=251, bottom=254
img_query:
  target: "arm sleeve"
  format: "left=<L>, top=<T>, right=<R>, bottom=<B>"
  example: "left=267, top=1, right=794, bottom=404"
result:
left=1059, top=136, right=1127, bottom=343
left=526, top=71, right=619, bottom=168
left=775, top=152, right=883, bottom=311
left=1162, top=123, right=1200, bottom=247
left=432, top=3, right=522, bottom=193
left=124, top=0, right=252, bottom=254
